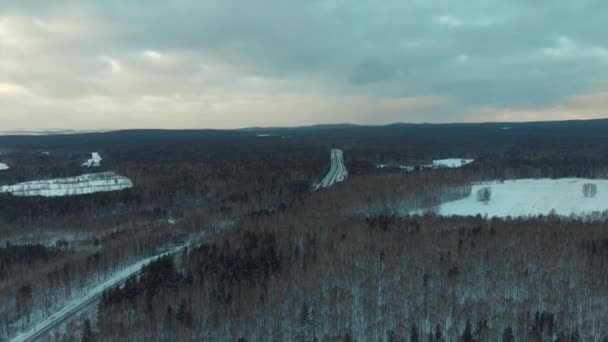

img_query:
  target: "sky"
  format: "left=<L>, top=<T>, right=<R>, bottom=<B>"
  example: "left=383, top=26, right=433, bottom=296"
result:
left=1, top=0, right=607, bottom=130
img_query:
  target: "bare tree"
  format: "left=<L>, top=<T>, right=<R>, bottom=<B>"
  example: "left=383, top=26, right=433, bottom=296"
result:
left=476, top=187, right=492, bottom=204
left=582, top=183, right=598, bottom=198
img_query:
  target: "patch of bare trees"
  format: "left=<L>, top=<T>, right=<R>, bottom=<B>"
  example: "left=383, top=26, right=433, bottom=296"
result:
left=583, top=183, right=598, bottom=198
left=476, top=186, right=492, bottom=203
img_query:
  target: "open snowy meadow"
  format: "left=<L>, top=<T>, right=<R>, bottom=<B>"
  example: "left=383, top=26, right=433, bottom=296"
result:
left=439, top=178, right=608, bottom=218
left=0, top=172, right=133, bottom=197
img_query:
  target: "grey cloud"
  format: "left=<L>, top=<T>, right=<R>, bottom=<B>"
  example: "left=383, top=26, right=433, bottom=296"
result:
left=1, top=0, right=608, bottom=129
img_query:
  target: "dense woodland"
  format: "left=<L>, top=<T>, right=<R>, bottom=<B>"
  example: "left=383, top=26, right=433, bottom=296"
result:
left=96, top=212, right=608, bottom=341
left=1, top=121, right=608, bottom=340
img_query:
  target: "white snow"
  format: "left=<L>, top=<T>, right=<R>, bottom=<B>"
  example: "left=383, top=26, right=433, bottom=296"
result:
left=0, top=163, right=8, bottom=171
left=315, top=149, right=348, bottom=190
left=11, top=244, right=188, bottom=342
left=0, top=172, right=133, bottom=197
left=82, top=152, right=102, bottom=167
left=439, top=178, right=608, bottom=218
left=377, top=164, right=415, bottom=171
left=377, top=158, right=474, bottom=171
left=256, top=133, right=274, bottom=137
left=432, top=158, right=474, bottom=168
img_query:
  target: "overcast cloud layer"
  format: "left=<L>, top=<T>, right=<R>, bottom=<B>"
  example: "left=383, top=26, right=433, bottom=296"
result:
left=1, top=0, right=607, bottom=130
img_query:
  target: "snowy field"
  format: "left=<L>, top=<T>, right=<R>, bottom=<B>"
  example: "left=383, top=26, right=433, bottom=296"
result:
left=439, top=178, right=608, bottom=218
left=82, top=152, right=102, bottom=167
left=377, top=158, right=474, bottom=170
left=432, top=158, right=474, bottom=168
left=0, top=172, right=133, bottom=197
left=0, top=162, right=8, bottom=170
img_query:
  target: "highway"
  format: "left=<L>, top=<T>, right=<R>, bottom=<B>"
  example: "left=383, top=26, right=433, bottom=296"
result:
left=315, top=148, right=348, bottom=190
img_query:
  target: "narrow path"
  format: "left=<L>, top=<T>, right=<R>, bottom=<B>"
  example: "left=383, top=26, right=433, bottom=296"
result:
left=11, top=244, right=188, bottom=342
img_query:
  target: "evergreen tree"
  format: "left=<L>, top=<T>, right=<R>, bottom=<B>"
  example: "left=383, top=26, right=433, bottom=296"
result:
left=387, top=329, right=398, bottom=342
left=501, top=326, right=514, bottom=342
left=434, top=324, right=444, bottom=342
left=81, top=318, right=97, bottom=342
left=298, top=302, right=314, bottom=342
left=410, top=323, right=420, bottom=342
left=462, top=320, right=474, bottom=342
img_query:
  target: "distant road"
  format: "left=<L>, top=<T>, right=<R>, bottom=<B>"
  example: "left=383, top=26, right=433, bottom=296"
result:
left=315, top=148, right=348, bottom=190
left=12, top=244, right=188, bottom=342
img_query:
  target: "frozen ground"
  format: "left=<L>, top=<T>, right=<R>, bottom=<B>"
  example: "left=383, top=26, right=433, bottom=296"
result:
left=315, top=149, right=348, bottom=190
left=0, top=162, right=8, bottom=170
left=439, top=178, right=608, bottom=218
left=0, top=172, right=133, bottom=197
left=377, top=164, right=415, bottom=171
left=377, top=158, right=474, bottom=170
left=432, top=158, right=474, bottom=168
left=11, top=243, right=189, bottom=342
left=82, top=152, right=102, bottom=167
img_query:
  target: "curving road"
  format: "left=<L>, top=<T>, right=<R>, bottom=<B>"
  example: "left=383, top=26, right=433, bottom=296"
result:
left=315, top=149, right=348, bottom=190
left=11, top=244, right=188, bottom=342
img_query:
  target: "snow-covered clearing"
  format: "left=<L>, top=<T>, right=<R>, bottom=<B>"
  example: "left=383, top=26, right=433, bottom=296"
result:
left=439, top=178, right=608, bottom=218
left=432, top=158, right=474, bottom=168
left=0, top=172, right=133, bottom=197
left=377, top=158, right=474, bottom=171
left=82, top=152, right=102, bottom=167
left=0, top=162, right=8, bottom=171
left=315, top=149, right=348, bottom=190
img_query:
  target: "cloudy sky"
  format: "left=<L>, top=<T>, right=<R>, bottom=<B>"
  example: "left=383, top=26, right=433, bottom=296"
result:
left=1, top=0, right=607, bottom=130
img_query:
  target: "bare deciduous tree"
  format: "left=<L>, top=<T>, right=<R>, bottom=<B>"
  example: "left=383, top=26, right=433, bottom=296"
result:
left=477, top=187, right=492, bottom=204
left=582, top=183, right=597, bottom=198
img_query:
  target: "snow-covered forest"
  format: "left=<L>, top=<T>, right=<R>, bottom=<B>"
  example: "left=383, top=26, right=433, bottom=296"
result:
left=2, top=122, right=608, bottom=340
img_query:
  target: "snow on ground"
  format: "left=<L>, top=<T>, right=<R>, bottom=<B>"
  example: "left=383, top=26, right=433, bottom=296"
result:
left=11, top=243, right=188, bottom=342
left=377, top=158, right=474, bottom=171
left=82, top=152, right=102, bottom=167
left=439, top=178, right=608, bottom=218
left=377, top=164, right=415, bottom=171
left=432, top=158, right=474, bottom=168
left=315, top=149, right=348, bottom=190
left=0, top=163, right=8, bottom=171
left=0, top=172, right=133, bottom=197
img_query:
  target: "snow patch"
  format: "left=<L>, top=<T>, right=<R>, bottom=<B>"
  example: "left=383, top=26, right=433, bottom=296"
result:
left=432, top=158, right=474, bottom=168
left=0, top=163, right=8, bottom=171
left=377, top=164, right=415, bottom=171
left=377, top=158, right=474, bottom=171
left=0, top=172, right=133, bottom=197
left=11, top=243, right=188, bottom=342
left=439, top=178, right=608, bottom=218
left=82, top=152, right=102, bottom=167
